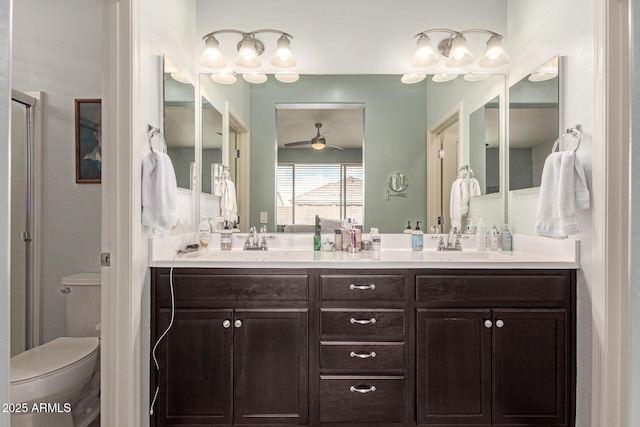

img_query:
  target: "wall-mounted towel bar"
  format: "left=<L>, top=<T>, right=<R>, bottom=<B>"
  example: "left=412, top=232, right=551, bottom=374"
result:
left=552, top=125, right=582, bottom=153
left=147, top=124, right=168, bottom=153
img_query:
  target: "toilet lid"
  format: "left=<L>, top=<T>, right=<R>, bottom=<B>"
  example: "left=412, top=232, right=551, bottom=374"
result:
left=10, top=337, right=99, bottom=384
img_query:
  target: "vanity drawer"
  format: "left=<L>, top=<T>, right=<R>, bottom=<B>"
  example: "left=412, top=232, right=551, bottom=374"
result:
left=156, top=272, right=309, bottom=305
left=320, top=341, right=405, bottom=371
left=320, top=376, right=406, bottom=423
left=320, top=274, right=405, bottom=301
left=320, top=309, right=405, bottom=337
left=416, top=273, right=569, bottom=305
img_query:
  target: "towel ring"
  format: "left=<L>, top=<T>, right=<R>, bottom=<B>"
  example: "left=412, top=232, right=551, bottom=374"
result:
left=551, top=127, right=582, bottom=153
left=147, top=125, right=168, bottom=153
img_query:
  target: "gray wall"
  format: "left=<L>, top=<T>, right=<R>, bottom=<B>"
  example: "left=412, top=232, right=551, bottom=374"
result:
left=249, top=75, right=428, bottom=233
left=1, top=0, right=11, bottom=423
left=12, top=0, right=103, bottom=343
left=629, top=1, right=640, bottom=424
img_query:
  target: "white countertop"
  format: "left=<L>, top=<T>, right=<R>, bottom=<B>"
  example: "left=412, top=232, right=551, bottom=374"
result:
left=149, top=233, right=580, bottom=269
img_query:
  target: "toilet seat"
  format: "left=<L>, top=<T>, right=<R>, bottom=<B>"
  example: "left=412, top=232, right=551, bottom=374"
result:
left=10, top=337, right=99, bottom=385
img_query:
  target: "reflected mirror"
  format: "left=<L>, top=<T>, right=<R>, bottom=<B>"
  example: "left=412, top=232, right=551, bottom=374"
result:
left=275, top=103, right=364, bottom=232
left=200, top=99, right=223, bottom=194
left=163, top=57, right=195, bottom=189
left=509, top=56, right=560, bottom=191
left=469, top=96, right=500, bottom=194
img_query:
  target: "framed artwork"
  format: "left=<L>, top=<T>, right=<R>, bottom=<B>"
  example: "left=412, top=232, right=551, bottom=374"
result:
left=75, top=99, right=102, bottom=183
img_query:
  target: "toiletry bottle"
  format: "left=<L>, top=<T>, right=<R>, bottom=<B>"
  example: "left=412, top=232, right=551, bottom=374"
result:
left=501, top=224, right=512, bottom=252
left=198, top=217, right=211, bottom=249
left=371, top=227, right=381, bottom=252
left=313, top=215, right=321, bottom=251
left=412, top=221, right=424, bottom=251
left=334, top=229, right=342, bottom=251
left=220, top=222, right=232, bottom=251
left=476, top=218, right=487, bottom=251
left=404, top=221, right=413, bottom=234
left=466, top=217, right=476, bottom=234
left=490, top=225, right=501, bottom=251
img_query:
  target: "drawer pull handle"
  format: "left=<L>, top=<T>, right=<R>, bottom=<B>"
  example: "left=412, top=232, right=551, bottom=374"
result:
left=496, top=319, right=505, bottom=328
left=222, top=320, right=231, bottom=328
left=349, top=283, right=376, bottom=290
left=350, top=351, right=377, bottom=359
left=350, top=385, right=377, bottom=394
left=350, top=317, right=377, bottom=325
left=484, top=320, right=492, bottom=328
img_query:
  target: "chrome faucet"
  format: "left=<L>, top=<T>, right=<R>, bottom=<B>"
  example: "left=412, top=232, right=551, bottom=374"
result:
left=438, top=227, right=463, bottom=251
left=244, top=226, right=268, bottom=250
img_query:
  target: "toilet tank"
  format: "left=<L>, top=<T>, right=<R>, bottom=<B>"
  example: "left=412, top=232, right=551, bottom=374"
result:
left=60, top=273, right=101, bottom=338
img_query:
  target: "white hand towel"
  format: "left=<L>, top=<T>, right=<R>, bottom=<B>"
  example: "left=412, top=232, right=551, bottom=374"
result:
left=460, top=177, right=470, bottom=215
left=221, top=179, right=238, bottom=223
left=535, top=151, right=590, bottom=238
left=449, top=179, right=463, bottom=229
left=141, top=151, right=179, bottom=229
left=469, top=178, right=482, bottom=197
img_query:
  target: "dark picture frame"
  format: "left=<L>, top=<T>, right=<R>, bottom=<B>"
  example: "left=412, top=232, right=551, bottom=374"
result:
left=75, top=99, right=102, bottom=183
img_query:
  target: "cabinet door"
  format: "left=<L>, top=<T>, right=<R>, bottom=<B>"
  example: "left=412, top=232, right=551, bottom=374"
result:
left=233, top=309, right=308, bottom=425
left=416, top=309, right=492, bottom=425
left=156, top=309, right=233, bottom=426
left=492, top=309, right=567, bottom=425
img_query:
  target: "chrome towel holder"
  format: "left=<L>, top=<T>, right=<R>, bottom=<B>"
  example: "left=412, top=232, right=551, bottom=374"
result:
left=552, top=124, right=582, bottom=153
left=147, top=124, right=168, bottom=153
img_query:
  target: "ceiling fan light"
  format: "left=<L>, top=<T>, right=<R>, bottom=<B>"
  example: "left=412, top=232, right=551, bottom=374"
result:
left=311, top=140, right=326, bottom=150
left=242, top=72, right=268, bottom=84
left=275, top=73, right=299, bottom=83
left=411, top=34, right=438, bottom=67
left=479, top=34, right=509, bottom=68
left=271, top=35, right=297, bottom=68
left=200, top=35, right=227, bottom=69
left=401, top=73, right=426, bottom=84
left=211, top=72, right=237, bottom=85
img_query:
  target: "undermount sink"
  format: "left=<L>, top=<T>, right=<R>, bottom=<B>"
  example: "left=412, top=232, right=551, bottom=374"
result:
left=424, top=250, right=513, bottom=261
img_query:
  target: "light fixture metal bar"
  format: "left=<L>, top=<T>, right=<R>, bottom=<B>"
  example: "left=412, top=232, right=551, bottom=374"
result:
left=202, top=28, right=293, bottom=40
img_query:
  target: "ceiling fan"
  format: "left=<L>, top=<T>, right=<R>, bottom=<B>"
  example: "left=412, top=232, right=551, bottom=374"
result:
left=283, top=122, right=344, bottom=151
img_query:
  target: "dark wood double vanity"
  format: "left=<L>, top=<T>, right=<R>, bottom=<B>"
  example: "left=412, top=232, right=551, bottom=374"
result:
left=151, top=267, right=576, bottom=427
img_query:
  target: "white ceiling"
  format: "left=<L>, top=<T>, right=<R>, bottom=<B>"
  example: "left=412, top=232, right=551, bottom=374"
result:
left=195, top=0, right=509, bottom=76
left=277, top=108, right=364, bottom=150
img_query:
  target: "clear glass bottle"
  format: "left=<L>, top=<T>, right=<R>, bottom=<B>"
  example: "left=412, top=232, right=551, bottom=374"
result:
left=198, top=217, right=211, bottom=249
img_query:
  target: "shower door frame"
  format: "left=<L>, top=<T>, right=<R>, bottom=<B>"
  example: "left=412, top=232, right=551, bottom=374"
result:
left=11, top=90, right=43, bottom=350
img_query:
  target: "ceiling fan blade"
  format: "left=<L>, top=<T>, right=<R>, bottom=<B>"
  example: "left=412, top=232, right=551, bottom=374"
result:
left=326, top=144, right=344, bottom=150
left=284, top=140, right=312, bottom=147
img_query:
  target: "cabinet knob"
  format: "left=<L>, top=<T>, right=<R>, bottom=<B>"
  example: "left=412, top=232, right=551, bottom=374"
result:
left=350, top=351, right=377, bottom=359
left=496, top=319, right=505, bottom=328
left=234, top=320, right=243, bottom=328
left=349, top=283, right=376, bottom=290
left=484, top=319, right=493, bottom=328
left=349, top=385, right=377, bottom=394
left=350, top=317, right=377, bottom=325
left=222, top=320, right=231, bottom=328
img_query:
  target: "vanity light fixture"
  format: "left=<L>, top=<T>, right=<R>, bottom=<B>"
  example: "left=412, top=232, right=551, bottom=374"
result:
left=402, top=28, right=509, bottom=84
left=528, top=56, right=559, bottom=82
left=200, top=29, right=298, bottom=84
left=432, top=74, right=458, bottom=83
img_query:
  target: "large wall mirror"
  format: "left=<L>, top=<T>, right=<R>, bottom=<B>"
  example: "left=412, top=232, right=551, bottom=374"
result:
left=275, top=103, right=364, bottom=232
left=508, top=56, right=560, bottom=191
left=163, top=56, right=196, bottom=190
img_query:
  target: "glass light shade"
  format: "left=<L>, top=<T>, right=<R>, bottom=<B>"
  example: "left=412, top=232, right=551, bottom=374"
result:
left=411, top=35, right=438, bottom=67
left=479, top=35, right=509, bottom=68
left=528, top=72, right=558, bottom=82
left=235, top=37, right=261, bottom=68
left=311, top=140, right=326, bottom=150
left=401, top=73, right=427, bottom=84
left=272, top=35, right=297, bottom=68
left=445, top=36, right=474, bottom=67
left=170, top=72, right=191, bottom=84
left=211, top=72, right=237, bottom=85
left=432, top=74, right=458, bottom=83
left=242, top=73, right=268, bottom=84
left=463, top=73, right=491, bottom=82
left=199, top=36, right=226, bottom=69
left=275, top=73, right=300, bottom=83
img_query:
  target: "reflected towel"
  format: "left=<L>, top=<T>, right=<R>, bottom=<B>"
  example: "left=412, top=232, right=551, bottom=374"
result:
left=450, top=179, right=463, bottom=229
left=141, top=151, right=179, bottom=229
left=469, top=178, right=482, bottom=197
left=535, top=151, right=589, bottom=238
left=221, top=179, right=238, bottom=223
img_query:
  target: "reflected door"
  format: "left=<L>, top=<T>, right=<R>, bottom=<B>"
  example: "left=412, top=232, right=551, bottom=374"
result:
left=10, top=95, right=33, bottom=356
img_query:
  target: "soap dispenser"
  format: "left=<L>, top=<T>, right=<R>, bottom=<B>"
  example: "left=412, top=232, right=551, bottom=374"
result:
left=404, top=221, right=413, bottom=234
left=412, top=221, right=424, bottom=251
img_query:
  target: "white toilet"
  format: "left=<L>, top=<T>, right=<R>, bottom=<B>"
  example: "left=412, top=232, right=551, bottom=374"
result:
left=10, top=273, right=101, bottom=427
